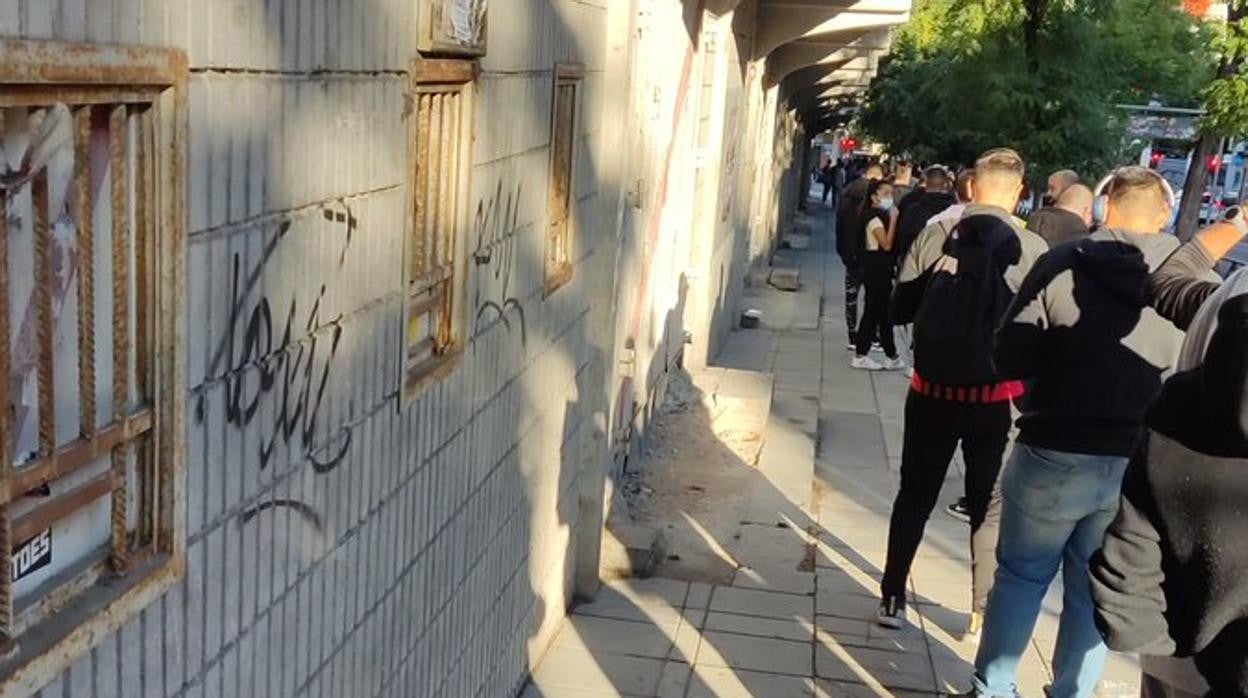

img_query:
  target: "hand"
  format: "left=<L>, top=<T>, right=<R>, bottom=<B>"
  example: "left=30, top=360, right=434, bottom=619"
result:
left=1194, top=207, right=1247, bottom=261
left=1224, top=205, right=1246, bottom=235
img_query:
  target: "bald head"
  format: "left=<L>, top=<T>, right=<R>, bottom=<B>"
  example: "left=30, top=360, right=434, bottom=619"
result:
left=1056, top=184, right=1094, bottom=226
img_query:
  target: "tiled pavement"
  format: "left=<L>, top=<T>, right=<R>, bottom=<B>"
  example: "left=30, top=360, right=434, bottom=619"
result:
left=523, top=199, right=1141, bottom=697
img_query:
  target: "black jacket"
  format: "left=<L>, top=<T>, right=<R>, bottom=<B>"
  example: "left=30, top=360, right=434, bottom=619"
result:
left=994, top=230, right=1184, bottom=456
left=1092, top=288, right=1248, bottom=696
left=837, top=178, right=871, bottom=261
left=895, top=191, right=956, bottom=264
left=1027, top=206, right=1090, bottom=249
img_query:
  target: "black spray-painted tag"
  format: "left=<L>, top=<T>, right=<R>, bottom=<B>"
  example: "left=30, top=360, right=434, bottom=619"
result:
left=11, top=529, right=51, bottom=582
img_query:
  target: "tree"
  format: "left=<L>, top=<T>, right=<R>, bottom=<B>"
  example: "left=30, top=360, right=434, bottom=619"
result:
left=1176, top=0, right=1248, bottom=240
left=859, top=0, right=1214, bottom=186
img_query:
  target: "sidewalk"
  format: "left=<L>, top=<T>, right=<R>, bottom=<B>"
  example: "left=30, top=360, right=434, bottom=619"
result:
left=523, top=197, right=1141, bottom=697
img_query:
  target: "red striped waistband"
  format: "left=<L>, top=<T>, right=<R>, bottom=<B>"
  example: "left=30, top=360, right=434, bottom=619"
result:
left=909, top=372, right=1024, bottom=403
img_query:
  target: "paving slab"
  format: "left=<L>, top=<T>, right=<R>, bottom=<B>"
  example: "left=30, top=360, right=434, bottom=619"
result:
left=732, top=562, right=816, bottom=595
left=696, top=631, right=814, bottom=676
left=687, top=665, right=816, bottom=698
left=709, top=586, right=814, bottom=620
left=552, top=615, right=675, bottom=659
left=528, top=644, right=668, bottom=696
left=815, top=642, right=937, bottom=692
left=704, top=611, right=814, bottom=642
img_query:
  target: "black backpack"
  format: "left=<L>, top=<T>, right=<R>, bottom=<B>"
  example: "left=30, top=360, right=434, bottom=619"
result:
left=912, top=215, right=1022, bottom=386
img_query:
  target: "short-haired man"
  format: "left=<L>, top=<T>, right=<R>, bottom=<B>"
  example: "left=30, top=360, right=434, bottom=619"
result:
left=881, top=149, right=1048, bottom=632
left=966, top=167, right=1231, bottom=698
left=1027, top=183, right=1094, bottom=248
left=928, top=168, right=975, bottom=228
left=1045, top=168, right=1081, bottom=204
left=895, top=166, right=956, bottom=263
left=837, top=162, right=885, bottom=348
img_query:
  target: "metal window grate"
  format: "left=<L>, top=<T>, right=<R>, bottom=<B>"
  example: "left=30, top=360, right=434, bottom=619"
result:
left=544, top=65, right=582, bottom=294
left=0, top=40, right=185, bottom=688
left=403, top=59, right=475, bottom=396
left=0, top=99, right=157, bottom=641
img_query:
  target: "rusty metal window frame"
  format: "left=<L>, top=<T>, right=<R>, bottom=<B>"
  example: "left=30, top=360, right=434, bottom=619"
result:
left=543, top=63, right=583, bottom=297
left=0, top=40, right=186, bottom=692
left=402, top=58, right=476, bottom=400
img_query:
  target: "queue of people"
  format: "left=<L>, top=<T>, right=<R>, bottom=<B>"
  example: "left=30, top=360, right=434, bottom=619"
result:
left=820, top=148, right=1248, bottom=698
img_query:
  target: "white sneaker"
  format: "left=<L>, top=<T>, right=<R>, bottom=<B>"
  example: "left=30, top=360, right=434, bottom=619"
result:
left=876, top=596, right=908, bottom=629
left=880, top=356, right=906, bottom=371
left=851, top=355, right=884, bottom=371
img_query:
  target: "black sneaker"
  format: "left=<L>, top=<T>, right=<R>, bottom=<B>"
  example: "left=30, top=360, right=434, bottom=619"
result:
left=946, top=497, right=971, bottom=524
left=876, top=595, right=907, bottom=629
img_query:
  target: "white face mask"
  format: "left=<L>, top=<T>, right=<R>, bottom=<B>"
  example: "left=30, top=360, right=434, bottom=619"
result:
left=878, top=198, right=895, bottom=211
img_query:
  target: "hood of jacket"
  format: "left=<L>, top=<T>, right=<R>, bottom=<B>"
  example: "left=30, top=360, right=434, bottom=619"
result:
left=908, top=191, right=956, bottom=217
left=1071, top=238, right=1150, bottom=307
left=944, top=212, right=1022, bottom=271
left=1072, top=230, right=1181, bottom=308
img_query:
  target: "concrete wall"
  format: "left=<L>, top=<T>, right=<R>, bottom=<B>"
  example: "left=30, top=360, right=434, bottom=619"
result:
left=0, top=0, right=805, bottom=696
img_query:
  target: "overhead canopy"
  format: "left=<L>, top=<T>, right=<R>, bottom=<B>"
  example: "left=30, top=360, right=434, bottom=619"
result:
left=754, top=0, right=911, bottom=134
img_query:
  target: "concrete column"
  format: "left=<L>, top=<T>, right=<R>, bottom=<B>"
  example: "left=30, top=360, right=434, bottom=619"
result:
left=572, top=0, right=636, bottom=602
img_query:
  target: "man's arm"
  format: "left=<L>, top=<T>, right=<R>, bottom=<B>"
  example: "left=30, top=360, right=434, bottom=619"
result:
left=1149, top=219, right=1246, bottom=331
left=1091, top=446, right=1176, bottom=656
left=891, top=221, right=948, bottom=324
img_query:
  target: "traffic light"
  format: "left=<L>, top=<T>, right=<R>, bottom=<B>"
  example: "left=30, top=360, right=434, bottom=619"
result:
left=1149, top=150, right=1164, bottom=169
left=1207, top=154, right=1222, bottom=173
left=841, top=137, right=858, bottom=152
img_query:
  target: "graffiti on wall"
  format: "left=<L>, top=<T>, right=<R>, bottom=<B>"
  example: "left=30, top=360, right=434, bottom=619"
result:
left=471, top=179, right=526, bottom=345
left=196, top=205, right=356, bottom=477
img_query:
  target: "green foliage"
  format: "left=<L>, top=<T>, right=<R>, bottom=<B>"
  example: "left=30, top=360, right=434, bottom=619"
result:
left=858, top=0, right=1215, bottom=182
left=1200, top=0, right=1248, bottom=137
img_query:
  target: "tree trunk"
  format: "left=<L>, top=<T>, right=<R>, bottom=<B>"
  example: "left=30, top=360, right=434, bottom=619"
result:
left=1022, top=0, right=1047, bottom=75
left=1176, top=135, right=1218, bottom=241
left=1178, top=1, right=1246, bottom=240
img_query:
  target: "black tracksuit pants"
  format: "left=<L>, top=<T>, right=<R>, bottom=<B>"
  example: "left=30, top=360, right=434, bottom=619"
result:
left=881, top=390, right=1010, bottom=614
left=854, top=252, right=897, bottom=358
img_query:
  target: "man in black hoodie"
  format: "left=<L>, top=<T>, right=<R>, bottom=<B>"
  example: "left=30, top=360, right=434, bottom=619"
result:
left=1091, top=212, right=1248, bottom=698
left=895, top=166, right=956, bottom=263
left=967, top=167, right=1195, bottom=698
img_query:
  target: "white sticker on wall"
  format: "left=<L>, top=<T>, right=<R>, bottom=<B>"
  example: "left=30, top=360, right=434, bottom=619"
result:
left=12, top=529, right=52, bottom=582
left=448, top=0, right=486, bottom=46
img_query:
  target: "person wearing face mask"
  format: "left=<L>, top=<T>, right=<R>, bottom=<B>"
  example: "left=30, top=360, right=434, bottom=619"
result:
left=850, top=180, right=905, bottom=370
left=962, top=167, right=1241, bottom=698
left=838, top=162, right=886, bottom=348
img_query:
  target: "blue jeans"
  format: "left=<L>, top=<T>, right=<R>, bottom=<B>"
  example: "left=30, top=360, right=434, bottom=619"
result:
left=972, top=445, right=1129, bottom=698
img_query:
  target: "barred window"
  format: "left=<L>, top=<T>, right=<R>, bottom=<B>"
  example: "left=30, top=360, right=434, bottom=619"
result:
left=0, top=40, right=186, bottom=688
left=403, top=59, right=475, bottom=397
left=544, top=64, right=583, bottom=295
